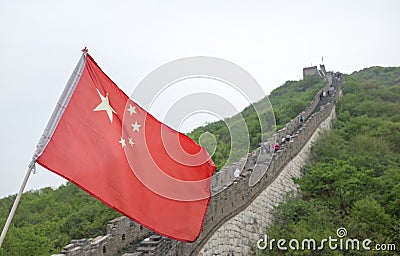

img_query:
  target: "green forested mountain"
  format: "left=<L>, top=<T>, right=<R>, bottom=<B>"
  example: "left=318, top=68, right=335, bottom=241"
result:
left=263, top=66, right=400, bottom=255
left=0, top=184, right=121, bottom=255
left=0, top=73, right=326, bottom=255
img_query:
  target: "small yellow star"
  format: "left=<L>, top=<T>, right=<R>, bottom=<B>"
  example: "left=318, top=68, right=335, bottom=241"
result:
left=127, top=104, right=136, bottom=115
left=132, top=121, right=141, bottom=132
left=118, top=137, right=126, bottom=148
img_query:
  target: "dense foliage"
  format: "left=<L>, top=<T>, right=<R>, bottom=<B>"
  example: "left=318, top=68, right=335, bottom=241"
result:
left=0, top=74, right=325, bottom=255
left=262, top=66, right=400, bottom=255
left=0, top=183, right=121, bottom=255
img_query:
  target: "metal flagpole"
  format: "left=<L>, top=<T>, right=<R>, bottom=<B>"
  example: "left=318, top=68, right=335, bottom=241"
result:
left=0, top=161, right=36, bottom=248
left=0, top=49, right=88, bottom=249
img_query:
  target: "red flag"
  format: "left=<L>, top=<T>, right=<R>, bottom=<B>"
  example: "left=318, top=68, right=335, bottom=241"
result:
left=34, top=53, right=216, bottom=242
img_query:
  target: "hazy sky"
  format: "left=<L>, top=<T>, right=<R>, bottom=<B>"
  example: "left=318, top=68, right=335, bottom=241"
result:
left=0, top=0, right=399, bottom=198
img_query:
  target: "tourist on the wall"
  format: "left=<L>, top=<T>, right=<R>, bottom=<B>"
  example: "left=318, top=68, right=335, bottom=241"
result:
left=262, top=143, right=270, bottom=154
left=300, top=115, right=305, bottom=124
left=273, top=143, right=280, bottom=152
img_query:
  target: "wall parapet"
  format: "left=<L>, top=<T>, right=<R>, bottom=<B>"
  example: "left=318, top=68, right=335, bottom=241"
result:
left=54, top=216, right=152, bottom=256
left=168, top=74, right=340, bottom=256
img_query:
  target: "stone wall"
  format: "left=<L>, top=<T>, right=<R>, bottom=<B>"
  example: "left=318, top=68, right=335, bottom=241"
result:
left=211, top=74, right=334, bottom=195
left=166, top=80, right=339, bottom=256
left=55, top=216, right=152, bottom=256
left=198, top=101, right=337, bottom=255
left=57, top=72, right=342, bottom=256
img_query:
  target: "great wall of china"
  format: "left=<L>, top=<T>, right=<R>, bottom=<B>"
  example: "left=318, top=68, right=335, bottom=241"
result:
left=54, top=68, right=343, bottom=256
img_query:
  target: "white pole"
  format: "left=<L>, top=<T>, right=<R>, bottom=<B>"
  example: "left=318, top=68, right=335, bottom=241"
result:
left=0, top=161, right=35, bottom=248
left=0, top=52, right=86, bottom=249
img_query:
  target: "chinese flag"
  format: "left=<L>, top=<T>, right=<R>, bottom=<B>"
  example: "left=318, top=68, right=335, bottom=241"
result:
left=35, top=52, right=216, bottom=242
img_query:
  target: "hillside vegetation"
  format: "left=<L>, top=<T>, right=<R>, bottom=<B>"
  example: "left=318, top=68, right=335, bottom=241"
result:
left=263, top=66, right=400, bottom=255
left=0, top=74, right=326, bottom=255
left=0, top=184, right=121, bottom=256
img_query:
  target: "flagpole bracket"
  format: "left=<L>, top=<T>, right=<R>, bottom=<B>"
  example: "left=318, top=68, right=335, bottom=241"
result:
left=28, top=160, right=37, bottom=174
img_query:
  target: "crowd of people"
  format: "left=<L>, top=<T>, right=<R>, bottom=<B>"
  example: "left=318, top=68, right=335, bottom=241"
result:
left=234, top=76, right=339, bottom=185
left=260, top=79, right=336, bottom=156
left=262, top=132, right=295, bottom=154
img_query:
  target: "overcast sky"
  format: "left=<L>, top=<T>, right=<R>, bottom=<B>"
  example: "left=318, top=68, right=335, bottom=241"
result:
left=0, top=0, right=399, bottom=198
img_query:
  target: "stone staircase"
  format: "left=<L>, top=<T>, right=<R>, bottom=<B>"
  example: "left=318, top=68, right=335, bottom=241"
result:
left=121, top=235, right=162, bottom=256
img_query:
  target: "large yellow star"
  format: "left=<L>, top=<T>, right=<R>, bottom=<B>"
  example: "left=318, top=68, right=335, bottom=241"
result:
left=93, top=89, right=117, bottom=123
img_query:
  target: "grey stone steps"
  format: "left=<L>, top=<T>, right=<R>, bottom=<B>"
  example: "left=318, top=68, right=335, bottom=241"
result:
left=140, top=240, right=159, bottom=247
left=136, top=246, right=157, bottom=253
left=122, top=253, right=143, bottom=256
left=148, top=235, right=161, bottom=241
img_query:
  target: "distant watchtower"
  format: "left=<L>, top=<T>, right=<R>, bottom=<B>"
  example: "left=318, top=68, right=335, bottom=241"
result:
left=303, top=66, right=318, bottom=78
